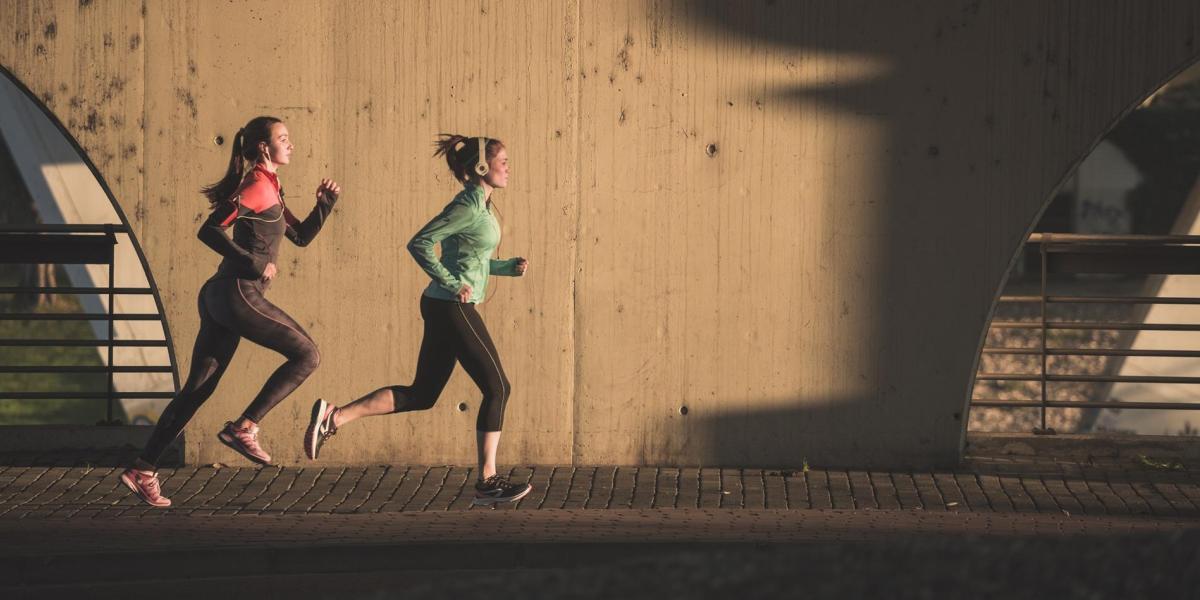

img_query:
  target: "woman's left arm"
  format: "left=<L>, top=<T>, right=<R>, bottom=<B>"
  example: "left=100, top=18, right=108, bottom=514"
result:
left=285, top=179, right=341, bottom=247
left=489, top=257, right=528, bottom=277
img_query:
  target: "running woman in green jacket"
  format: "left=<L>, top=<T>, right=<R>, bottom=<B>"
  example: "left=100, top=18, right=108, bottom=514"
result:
left=304, top=134, right=532, bottom=506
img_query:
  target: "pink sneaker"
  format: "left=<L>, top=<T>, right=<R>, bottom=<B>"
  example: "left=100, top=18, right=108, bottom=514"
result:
left=120, top=468, right=172, bottom=507
left=217, top=421, right=273, bottom=465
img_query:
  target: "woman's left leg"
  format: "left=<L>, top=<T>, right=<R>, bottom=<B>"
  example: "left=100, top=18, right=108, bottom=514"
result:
left=232, top=280, right=321, bottom=423
left=443, top=303, right=529, bottom=505
left=213, top=279, right=321, bottom=464
left=447, top=302, right=511, bottom=475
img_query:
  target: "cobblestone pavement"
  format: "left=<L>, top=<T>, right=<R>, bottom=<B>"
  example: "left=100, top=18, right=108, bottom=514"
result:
left=1, top=452, right=1199, bottom=519
left=3, top=446, right=1199, bottom=596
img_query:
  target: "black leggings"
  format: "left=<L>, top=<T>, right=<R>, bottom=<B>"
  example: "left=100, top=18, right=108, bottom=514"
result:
left=388, top=295, right=511, bottom=431
left=139, top=277, right=320, bottom=465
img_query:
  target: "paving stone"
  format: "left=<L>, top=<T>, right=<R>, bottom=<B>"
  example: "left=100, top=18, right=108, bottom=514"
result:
left=763, top=470, right=787, bottom=509
left=515, top=465, right=554, bottom=510
left=608, top=466, right=637, bottom=509
left=402, top=467, right=449, bottom=512
left=377, top=466, right=432, bottom=513
left=784, top=472, right=811, bottom=509
left=562, top=466, right=597, bottom=509
left=847, top=471, right=876, bottom=509
left=1085, top=479, right=1131, bottom=515
left=697, top=468, right=722, bottom=509
left=868, top=472, right=901, bottom=510
left=997, top=475, right=1037, bottom=513
left=674, top=468, right=700, bottom=508
left=1152, top=480, right=1200, bottom=513
left=652, top=468, right=678, bottom=508
left=743, top=469, right=767, bottom=509
left=585, top=466, right=617, bottom=509
left=975, top=474, right=1015, bottom=512
left=1064, top=479, right=1108, bottom=515
left=926, top=473, right=959, bottom=510
left=247, top=468, right=303, bottom=513
left=952, top=473, right=991, bottom=511
left=443, top=466, right=482, bottom=511
left=890, top=473, right=924, bottom=510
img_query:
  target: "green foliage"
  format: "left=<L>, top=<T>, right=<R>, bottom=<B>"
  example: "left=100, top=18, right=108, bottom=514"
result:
left=0, top=264, right=127, bottom=424
left=1136, top=454, right=1185, bottom=471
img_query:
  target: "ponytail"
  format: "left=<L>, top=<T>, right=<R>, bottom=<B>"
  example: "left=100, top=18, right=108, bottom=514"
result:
left=433, top=133, right=504, bottom=184
left=200, top=116, right=282, bottom=208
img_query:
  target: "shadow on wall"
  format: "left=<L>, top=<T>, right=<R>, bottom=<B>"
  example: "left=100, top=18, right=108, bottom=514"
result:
left=660, top=0, right=1016, bottom=459
left=690, top=395, right=961, bottom=470
left=657, top=0, right=1191, bottom=462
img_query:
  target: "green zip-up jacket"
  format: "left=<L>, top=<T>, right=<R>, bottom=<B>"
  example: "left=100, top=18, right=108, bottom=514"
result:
left=407, top=184, right=521, bottom=304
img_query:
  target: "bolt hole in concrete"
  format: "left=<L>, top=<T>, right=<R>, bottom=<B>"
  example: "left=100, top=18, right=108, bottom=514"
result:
left=458, top=402, right=469, bottom=412
left=705, top=143, right=718, bottom=157
left=214, top=135, right=224, bottom=146
left=680, top=406, right=689, bottom=415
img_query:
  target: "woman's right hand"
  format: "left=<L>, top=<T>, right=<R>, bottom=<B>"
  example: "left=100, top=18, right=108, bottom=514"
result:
left=456, top=284, right=473, bottom=303
left=261, top=262, right=277, bottom=282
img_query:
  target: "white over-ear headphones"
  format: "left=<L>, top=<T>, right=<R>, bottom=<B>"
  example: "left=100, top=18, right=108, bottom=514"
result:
left=473, top=137, right=489, bottom=177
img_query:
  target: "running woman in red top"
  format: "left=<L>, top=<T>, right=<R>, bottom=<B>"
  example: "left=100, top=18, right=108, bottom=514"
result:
left=121, top=116, right=341, bottom=507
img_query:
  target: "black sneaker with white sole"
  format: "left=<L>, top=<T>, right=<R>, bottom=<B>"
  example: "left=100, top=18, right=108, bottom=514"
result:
left=473, top=475, right=532, bottom=506
left=304, top=398, right=338, bottom=460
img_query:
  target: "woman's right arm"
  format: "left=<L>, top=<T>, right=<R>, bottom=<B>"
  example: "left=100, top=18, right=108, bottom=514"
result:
left=196, top=201, right=267, bottom=278
left=407, top=200, right=475, bottom=295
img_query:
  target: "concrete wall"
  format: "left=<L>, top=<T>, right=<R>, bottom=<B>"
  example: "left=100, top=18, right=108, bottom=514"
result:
left=1, top=0, right=1198, bottom=468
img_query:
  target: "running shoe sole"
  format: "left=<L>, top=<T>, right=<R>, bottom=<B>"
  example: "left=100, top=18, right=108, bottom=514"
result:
left=120, top=470, right=171, bottom=507
left=471, top=484, right=533, bottom=507
left=216, top=430, right=272, bottom=466
left=305, top=398, right=328, bottom=460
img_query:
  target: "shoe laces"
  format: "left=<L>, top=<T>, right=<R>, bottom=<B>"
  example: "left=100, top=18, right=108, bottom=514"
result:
left=139, top=471, right=161, bottom=494
left=482, top=475, right=515, bottom=491
left=321, top=409, right=338, bottom=440
left=227, top=421, right=259, bottom=443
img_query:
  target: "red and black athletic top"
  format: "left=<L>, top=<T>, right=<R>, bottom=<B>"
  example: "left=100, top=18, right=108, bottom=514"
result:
left=197, top=164, right=337, bottom=284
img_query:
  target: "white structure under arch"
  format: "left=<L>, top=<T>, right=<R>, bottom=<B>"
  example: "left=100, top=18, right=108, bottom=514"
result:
left=0, top=74, right=172, bottom=424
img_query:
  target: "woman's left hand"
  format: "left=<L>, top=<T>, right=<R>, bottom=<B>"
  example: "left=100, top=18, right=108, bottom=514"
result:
left=316, top=178, right=341, bottom=202
left=515, top=258, right=529, bottom=276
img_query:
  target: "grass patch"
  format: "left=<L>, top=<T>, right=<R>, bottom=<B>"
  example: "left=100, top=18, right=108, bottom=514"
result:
left=0, top=264, right=128, bottom=424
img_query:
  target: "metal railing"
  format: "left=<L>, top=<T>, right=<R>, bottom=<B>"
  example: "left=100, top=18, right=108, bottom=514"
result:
left=974, top=233, right=1200, bottom=434
left=0, top=224, right=176, bottom=424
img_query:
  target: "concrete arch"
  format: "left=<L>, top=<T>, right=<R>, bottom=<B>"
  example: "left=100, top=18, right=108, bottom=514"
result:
left=968, top=56, right=1200, bottom=438
left=0, top=62, right=181, bottom=408
left=3, top=1, right=1198, bottom=467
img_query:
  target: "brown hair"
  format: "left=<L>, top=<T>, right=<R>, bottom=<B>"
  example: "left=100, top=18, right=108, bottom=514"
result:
left=432, top=133, right=504, bottom=184
left=200, top=115, right=282, bottom=207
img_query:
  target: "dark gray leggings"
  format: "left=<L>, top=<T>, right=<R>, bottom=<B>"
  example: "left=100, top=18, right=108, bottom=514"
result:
left=388, top=295, right=511, bottom=431
left=139, top=277, right=320, bottom=465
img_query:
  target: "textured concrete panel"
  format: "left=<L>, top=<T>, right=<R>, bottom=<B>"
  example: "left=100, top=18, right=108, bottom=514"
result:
left=1, top=1, right=1199, bottom=467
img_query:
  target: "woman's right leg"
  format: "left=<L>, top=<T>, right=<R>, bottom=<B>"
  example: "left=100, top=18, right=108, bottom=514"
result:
left=305, top=296, right=456, bottom=460
left=332, top=296, right=457, bottom=427
left=207, top=278, right=320, bottom=464
left=138, top=290, right=241, bottom=468
left=124, top=288, right=239, bottom=506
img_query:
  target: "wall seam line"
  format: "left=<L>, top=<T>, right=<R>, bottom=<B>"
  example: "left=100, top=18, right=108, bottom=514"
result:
left=570, top=0, right=583, bottom=465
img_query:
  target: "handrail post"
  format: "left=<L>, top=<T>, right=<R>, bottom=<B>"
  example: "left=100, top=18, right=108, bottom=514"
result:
left=1034, top=233, right=1056, bottom=435
left=103, top=224, right=117, bottom=425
